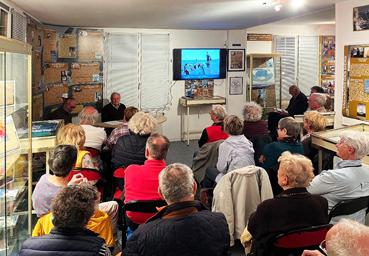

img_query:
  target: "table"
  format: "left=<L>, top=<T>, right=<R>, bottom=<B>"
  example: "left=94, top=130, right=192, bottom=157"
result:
left=94, top=113, right=167, bottom=129
left=179, top=96, right=226, bottom=145
left=311, top=124, right=369, bottom=172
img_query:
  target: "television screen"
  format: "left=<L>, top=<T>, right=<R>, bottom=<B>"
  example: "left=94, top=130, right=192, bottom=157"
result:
left=173, top=48, right=227, bottom=80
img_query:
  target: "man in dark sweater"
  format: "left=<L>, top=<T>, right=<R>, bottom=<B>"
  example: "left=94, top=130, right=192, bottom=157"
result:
left=101, top=92, right=126, bottom=122
left=46, top=95, right=76, bottom=124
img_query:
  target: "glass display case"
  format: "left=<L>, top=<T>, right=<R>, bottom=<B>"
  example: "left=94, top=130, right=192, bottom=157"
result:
left=0, top=36, right=32, bottom=255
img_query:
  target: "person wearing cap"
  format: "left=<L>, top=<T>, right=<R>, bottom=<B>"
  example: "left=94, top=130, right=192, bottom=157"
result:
left=101, top=92, right=126, bottom=123
left=45, top=93, right=76, bottom=124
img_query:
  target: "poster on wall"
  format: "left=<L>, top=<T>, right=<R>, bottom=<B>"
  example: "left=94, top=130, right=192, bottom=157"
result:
left=184, top=79, right=214, bottom=98
left=320, top=36, right=335, bottom=97
left=353, top=4, right=369, bottom=31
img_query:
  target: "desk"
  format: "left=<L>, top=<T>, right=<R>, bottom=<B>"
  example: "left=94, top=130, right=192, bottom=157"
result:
left=311, top=124, right=369, bottom=172
left=179, top=96, right=226, bottom=145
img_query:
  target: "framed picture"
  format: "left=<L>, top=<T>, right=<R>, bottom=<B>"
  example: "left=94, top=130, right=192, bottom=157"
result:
left=354, top=4, right=369, bottom=31
left=229, top=77, right=243, bottom=95
left=228, top=49, right=245, bottom=71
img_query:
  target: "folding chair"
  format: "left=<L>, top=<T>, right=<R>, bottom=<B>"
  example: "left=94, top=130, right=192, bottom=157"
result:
left=328, top=196, right=369, bottom=222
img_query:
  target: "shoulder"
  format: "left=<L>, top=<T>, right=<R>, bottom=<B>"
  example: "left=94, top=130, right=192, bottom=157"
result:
left=125, top=164, right=142, bottom=175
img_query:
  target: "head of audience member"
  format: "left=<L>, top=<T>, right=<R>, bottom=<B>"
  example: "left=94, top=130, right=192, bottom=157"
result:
left=145, top=133, right=170, bottom=160
left=209, top=105, right=227, bottom=123
left=308, top=93, right=327, bottom=111
left=128, top=111, right=157, bottom=136
left=159, top=163, right=196, bottom=205
left=303, top=111, right=327, bottom=134
left=277, top=152, right=314, bottom=190
left=51, top=184, right=98, bottom=229
left=48, top=144, right=78, bottom=178
left=224, top=115, right=243, bottom=136
left=78, top=106, right=99, bottom=125
left=277, top=117, right=300, bottom=141
left=336, top=131, right=369, bottom=161
left=110, top=92, right=121, bottom=108
left=56, top=123, right=86, bottom=150
left=243, top=101, right=263, bottom=123
left=123, top=106, right=139, bottom=122
left=288, top=85, right=300, bottom=98
left=63, top=98, right=77, bottom=113
left=325, top=219, right=369, bottom=256
left=310, top=86, right=325, bottom=94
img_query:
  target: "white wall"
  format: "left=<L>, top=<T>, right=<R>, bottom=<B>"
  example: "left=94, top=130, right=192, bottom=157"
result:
left=335, top=0, right=369, bottom=127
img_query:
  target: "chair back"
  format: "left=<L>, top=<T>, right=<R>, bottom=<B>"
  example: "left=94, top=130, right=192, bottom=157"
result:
left=328, top=196, right=369, bottom=221
left=68, top=167, right=102, bottom=182
left=270, top=224, right=332, bottom=256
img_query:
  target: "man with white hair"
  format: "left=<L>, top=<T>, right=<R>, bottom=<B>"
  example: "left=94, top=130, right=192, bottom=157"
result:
left=101, top=92, right=126, bottom=122
left=302, top=219, right=369, bottom=256
left=123, top=163, right=230, bottom=256
left=307, top=131, right=369, bottom=223
left=308, top=93, right=327, bottom=112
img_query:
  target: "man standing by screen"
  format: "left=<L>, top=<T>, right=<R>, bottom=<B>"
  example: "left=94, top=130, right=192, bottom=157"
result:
left=101, top=92, right=126, bottom=122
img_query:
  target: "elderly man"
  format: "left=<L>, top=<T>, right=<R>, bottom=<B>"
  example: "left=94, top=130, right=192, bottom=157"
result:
left=124, top=133, right=169, bottom=229
left=46, top=94, right=76, bottom=124
left=101, top=92, right=126, bottom=122
left=198, top=104, right=228, bottom=148
left=123, top=163, right=230, bottom=256
left=79, top=106, right=107, bottom=151
left=308, top=93, right=327, bottom=112
left=307, top=131, right=369, bottom=224
left=302, top=219, right=369, bottom=256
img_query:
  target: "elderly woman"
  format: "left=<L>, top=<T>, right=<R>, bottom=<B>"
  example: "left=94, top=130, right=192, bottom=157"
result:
left=78, top=106, right=107, bottom=151
left=247, top=152, right=328, bottom=256
left=198, top=104, right=228, bottom=148
left=260, top=117, right=304, bottom=195
left=242, top=101, right=268, bottom=140
left=307, top=131, right=369, bottom=224
left=111, top=111, right=157, bottom=170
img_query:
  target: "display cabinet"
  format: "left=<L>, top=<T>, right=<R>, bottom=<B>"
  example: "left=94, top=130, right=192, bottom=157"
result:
left=0, top=36, right=32, bottom=255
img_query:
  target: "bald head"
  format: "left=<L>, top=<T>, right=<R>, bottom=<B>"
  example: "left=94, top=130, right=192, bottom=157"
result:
left=146, top=133, right=170, bottom=160
left=78, top=106, right=98, bottom=125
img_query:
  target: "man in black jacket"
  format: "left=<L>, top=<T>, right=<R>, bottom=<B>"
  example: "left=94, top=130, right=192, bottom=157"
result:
left=123, top=163, right=230, bottom=256
left=101, top=92, right=126, bottom=122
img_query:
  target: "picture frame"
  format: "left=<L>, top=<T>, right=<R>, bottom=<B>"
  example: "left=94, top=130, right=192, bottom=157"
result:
left=353, top=4, right=369, bottom=31
left=228, top=49, right=245, bottom=71
left=229, top=77, right=243, bottom=95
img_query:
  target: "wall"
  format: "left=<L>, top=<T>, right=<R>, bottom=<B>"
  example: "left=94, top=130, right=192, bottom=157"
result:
left=335, top=0, right=369, bottom=127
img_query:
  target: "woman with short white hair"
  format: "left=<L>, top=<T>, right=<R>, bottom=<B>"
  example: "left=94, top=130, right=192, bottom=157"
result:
left=242, top=101, right=268, bottom=140
left=308, top=131, right=369, bottom=224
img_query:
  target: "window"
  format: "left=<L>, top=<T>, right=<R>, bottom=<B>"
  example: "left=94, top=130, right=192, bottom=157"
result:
left=0, top=8, right=8, bottom=37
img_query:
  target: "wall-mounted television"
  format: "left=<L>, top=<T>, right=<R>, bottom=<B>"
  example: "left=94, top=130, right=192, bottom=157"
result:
left=173, top=48, right=227, bottom=80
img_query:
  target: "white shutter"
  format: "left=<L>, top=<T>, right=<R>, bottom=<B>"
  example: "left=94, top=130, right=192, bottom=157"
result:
left=297, top=36, right=319, bottom=96
left=11, top=9, right=26, bottom=42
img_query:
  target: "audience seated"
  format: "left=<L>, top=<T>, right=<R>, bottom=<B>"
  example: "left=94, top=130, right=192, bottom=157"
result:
left=202, top=115, right=254, bottom=188
left=307, top=131, right=369, bottom=224
left=310, top=86, right=333, bottom=111
left=32, top=184, right=114, bottom=248
left=302, top=111, right=332, bottom=173
left=308, top=93, right=327, bottom=112
left=111, top=111, right=157, bottom=170
left=123, top=163, right=230, bottom=256
left=302, top=219, right=369, bottom=256
left=212, top=165, right=273, bottom=246
left=79, top=106, right=107, bottom=152
left=268, top=85, right=308, bottom=140
left=32, top=145, right=119, bottom=233
left=242, top=101, right=268, bottom=140
left=245, top=152, right=328, bottom=256
left=20, top=184, right=111, bottom=256
left=106, top=106, right=138, bottom=149
left=261, top=117, right=304, bottom=195
left=198, top=104, right=228, bottom=148
left=124, top=133, right=170, bottom=229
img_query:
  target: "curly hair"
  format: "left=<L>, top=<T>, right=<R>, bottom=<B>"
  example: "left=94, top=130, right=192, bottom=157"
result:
left=224, top=115, right=243, bottom=135
left=128, top=111, right=157, bottom=136
left=243, top=101, right=263, bottom=122
left=51, top=184, right=98, bottom=228
left=211, top=105, right=227, bottom=121
left=303, top=111, right=327, bottom=132
left=56, top=124, right=86, bottom=149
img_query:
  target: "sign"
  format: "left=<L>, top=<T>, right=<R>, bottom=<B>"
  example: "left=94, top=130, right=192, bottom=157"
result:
left=247, top=33, right=273, bottom=41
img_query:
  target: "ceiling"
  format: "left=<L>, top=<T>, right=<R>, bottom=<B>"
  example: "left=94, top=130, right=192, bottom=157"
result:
left=10, top=0, right=343, bottom=30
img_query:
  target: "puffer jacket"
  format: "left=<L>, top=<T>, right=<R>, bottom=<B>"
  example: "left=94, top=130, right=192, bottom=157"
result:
left=123, top=201, right=230, bottom=256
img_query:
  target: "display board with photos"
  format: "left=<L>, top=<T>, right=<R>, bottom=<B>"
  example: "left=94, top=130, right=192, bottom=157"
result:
left=343, top=44, right=369, bottom=121
left=320, top=36, right=335, bottom=96
left=184, top=79, right=214, bottom=99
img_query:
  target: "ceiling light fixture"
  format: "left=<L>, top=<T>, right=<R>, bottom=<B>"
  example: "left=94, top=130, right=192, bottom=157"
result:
left=291, top=0, right=305, bottom=9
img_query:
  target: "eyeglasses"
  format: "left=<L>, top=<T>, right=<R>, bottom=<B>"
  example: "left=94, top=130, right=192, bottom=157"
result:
left=318, top=239, right=327, bottom=256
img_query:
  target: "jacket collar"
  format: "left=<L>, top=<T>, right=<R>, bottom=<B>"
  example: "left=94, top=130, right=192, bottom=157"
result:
left=276, top=187, right=310, bottom=198
left=51, top=227, right=98, bottom=237
left=336, top=159, right=362, bottom=169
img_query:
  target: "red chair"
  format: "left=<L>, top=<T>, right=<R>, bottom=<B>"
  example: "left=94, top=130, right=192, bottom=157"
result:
left=113, top=167, right=126, bottom=201
left=67, top=167, right=102, bottom=183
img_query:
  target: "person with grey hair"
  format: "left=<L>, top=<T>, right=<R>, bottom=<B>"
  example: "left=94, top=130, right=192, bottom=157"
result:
left=302, top=219, right=369, bottom=256
left=260, top=117, right=304, bottom=195
left=79, top=106, right=107, bottom=151
left=242, top=101, right=268, bottom=140
left=123, top=163, right=230, bottom=256
left=198, top=104, right=228, bottom=148
left=307, top=131, right=369, bottom=224
left=308, top=93, right=327, bottom=112
left=101, top=92, right=126, bottom=122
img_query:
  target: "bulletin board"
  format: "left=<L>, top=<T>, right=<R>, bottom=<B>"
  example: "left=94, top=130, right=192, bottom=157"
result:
left=43, top=29, right=57, bottom=62
left=343, top=45, right=369, bottom=121
left=43, top=63, right=68, bottom=84
left=43, top=83, right=68, bottom=107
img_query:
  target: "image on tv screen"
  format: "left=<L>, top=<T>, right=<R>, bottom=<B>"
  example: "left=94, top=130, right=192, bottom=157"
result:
left=181, top=49, right=220, bottom=79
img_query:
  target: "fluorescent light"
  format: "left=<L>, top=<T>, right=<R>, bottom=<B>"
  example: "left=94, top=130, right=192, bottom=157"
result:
left=291, top=0, right=304, bottom=8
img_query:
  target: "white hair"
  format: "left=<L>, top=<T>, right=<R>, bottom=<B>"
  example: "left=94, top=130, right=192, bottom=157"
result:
left=128, top=111, right=157, bottom=136
left=159, top=163, right=194, bottom=203
left=78, top=106, right=98, bottom=125
left=243, top=101, right=263, bottom=122
left=328, top=219, right=369, bottom=256
left=311, top=93, right=327, bottom=107
left=340, top=131, right=369, bottom=159
left=212, top=105, right=227, bottom=121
